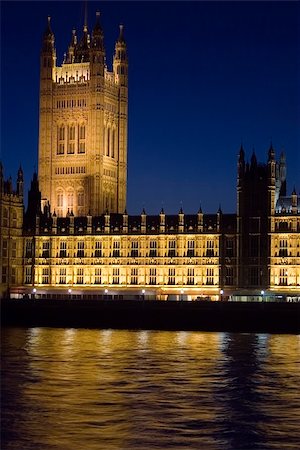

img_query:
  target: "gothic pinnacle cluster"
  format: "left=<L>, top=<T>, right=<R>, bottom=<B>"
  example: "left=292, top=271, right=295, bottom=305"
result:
left=38, top=12, right=128, bottom=217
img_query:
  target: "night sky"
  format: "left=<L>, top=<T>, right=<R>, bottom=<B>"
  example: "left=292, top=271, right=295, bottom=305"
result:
left=1, top=1, right=299, bottom=214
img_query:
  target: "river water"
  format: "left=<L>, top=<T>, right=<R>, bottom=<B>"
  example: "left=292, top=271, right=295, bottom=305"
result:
left=1, top=328, right=300, bottom=450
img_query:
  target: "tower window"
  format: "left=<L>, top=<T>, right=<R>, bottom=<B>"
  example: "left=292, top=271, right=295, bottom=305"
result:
left=79, top=125, right=85, bottom=140
left=111, top=129, right=115, bottom=158
left=57, top=125, right=65, bottom=154
left=67, top=193, right=74, bottom=209
left=78, top=191, right=84, bottom=207
left=57, top=192, right=63, bottom=208
left=107, top=128, right=110, bottom=156
left=78, top=142, right=85, bottom=154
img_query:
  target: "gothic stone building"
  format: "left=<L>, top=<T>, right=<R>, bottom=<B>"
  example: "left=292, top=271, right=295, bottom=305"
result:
left=0, top=14, right=299, bottom=300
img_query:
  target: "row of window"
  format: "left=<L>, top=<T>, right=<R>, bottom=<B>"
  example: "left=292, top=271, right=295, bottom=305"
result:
left=25, top=239, right=221, bottom=258
left=56, top=99, right=87, bottom=109
left=56, top=191, right=84, bottom=209
left=24, top=266, right=218, bottom=286
left=55, top=167, right=86, bottom=175
left=2, top=208, right=18, bottom=228
left=57, top=124, right=86, bottom=155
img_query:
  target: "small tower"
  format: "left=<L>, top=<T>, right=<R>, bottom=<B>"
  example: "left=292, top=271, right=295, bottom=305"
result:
left=17, top=166, right=24, bottom=198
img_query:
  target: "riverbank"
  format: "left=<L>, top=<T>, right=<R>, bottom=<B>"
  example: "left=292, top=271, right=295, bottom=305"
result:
left=1, top=298, right=299, bottom=333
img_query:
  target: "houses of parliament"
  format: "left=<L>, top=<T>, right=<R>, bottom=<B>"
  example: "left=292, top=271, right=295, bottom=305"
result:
left=1, top=12, right=299, bottom=301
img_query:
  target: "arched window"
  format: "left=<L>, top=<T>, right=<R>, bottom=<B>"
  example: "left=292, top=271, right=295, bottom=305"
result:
left=78, top=191, right=84, bottom=207
left=67, top=192, right=74, bottom=209
left=57, top=191, right=63, bottom=208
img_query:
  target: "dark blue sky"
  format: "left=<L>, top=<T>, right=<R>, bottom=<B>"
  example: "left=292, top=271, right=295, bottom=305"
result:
left=1, top=1, right=299, bottom=214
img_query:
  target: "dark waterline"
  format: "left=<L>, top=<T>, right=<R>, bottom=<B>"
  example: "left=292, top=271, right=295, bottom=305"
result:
left=1, top=328, right=300, bottom=450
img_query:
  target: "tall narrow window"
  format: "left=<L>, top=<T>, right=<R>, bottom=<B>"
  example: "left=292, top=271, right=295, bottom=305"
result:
left=68, top=125, right=76, bottom=154
left=206, top=268, right=214, bottom=285
left=206, top=240, right=215, bottom=257
left=77, top=241, right=85, bottom=258
left=59, top=268, right=66, bottom=284
left=107, top=128, right=110, bottom=156
left=168, top=240, right=176, bottom=257
left=77, top=268, right=84, bottom=284
left=187, top=268, right=194, bottom=285
left=131, top=268, right=138, bottom=285
left=78, top=191, right=84, bottom=207
left=57, top=125, right=65, bottom=154
left=60, top=242, right=67, bottom=258
left=131, top=241, right=139, bottom=258
left=112, top=268, right=119, bottom=284
left=67, top=192, right=74, bottom=209
left=187, top=240, right=195, bottom=257
left=42, top=268, right=49, bottom=284
left=78, top=124, right=86, bottom=153
left=25, top=266, right=32, bottom=284
left=57, top=192, right=63, bottom=208
left=95, top=268, right=101, bottom=284
left=149, top=268, right=156, bottom=285
left=168, top=268, right=175, bottom=285
left=113, top=240, right=120, bottom=257
left=95, top=241, right=102, bottom=257
left=111, top=129, right=115, bottom=158
left=279, top=240, right=288, bottom=257
left=149, top=240, right=157, bottom=257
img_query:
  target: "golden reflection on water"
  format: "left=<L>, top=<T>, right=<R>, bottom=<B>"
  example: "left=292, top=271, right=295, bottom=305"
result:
left=2, top=329, right=300, bottom=450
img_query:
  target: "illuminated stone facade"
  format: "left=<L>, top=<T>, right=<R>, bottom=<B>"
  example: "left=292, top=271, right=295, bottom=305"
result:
left=0, top=164, right=24, bottom=295
left=1, top=13, right=299, bottom=300
left=38, top=14, right=128, bottom=217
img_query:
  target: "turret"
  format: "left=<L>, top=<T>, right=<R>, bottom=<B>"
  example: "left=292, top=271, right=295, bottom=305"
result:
left=113, top=25, right=128, bottom=86
left=237, top=145, right=245, bottom=180
left=178, top=207, right=184, bottom=232
left=17, top=166, right=24, bottom=197
left=279, top=152, right=287, bottom=196
left=66, top=29, right=77, bottom=63
left=291, top=188, right=298, bottom=214
left=25, top=173, right=41, bottom=226
left=90, top=11, right=105, bottom=74
left=41, top=16, right=56, bottom=77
